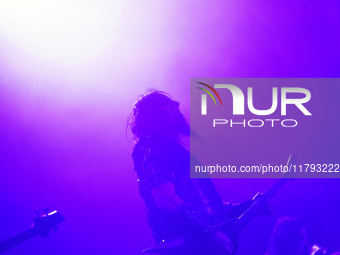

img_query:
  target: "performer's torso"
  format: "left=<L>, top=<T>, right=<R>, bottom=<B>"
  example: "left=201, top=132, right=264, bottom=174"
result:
left=132, top=136, right=227, bottom=242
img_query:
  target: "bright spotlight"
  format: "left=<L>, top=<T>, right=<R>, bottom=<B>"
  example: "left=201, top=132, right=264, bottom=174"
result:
left=0, top=0, right=123, bottom=64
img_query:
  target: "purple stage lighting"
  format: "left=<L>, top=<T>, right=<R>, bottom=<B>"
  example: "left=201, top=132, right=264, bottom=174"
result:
left=0, top=0, right=123, bottom=64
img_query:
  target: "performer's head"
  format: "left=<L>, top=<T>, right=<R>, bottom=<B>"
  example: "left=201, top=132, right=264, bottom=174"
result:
left=128, top=90, right=190, bottom=140
left=267, top=217, right=309, bottom=255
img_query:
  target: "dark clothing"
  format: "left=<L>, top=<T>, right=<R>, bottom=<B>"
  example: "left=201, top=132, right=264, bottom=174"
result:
left=132, top=135, right=229, bottom=245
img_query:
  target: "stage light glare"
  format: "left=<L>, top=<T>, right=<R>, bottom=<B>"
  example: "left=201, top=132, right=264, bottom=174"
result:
left=0, top=0, right=123, bottom=64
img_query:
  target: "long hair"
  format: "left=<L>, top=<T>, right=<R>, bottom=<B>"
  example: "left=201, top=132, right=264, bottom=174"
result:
left=127, top=89, right=178, bottom=140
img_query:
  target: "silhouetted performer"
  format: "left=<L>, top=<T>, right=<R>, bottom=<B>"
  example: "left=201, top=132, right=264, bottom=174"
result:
left=129, top=90, right=267, bottom=255
left=266, top=217, right=310, bottom=255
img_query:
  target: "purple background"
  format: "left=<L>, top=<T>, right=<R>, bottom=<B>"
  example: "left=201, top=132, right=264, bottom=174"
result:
left=0, top=1, right=340, bottom=254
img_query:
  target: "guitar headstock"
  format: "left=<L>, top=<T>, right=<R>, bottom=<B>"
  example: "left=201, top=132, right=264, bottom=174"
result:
left=282, top=153, right=297, bottom=179
left=33, top=209, right=65, bottom=238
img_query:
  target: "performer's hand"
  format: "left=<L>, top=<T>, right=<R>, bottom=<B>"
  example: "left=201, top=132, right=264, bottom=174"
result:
left=252, top=192, right=275, bottom=216
left=209, top=230, right=234, bottom=255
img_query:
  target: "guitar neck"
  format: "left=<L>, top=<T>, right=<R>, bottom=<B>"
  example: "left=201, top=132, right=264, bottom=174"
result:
left=230, top=197, right=264, bottom=235
left=230, top=177, right=293, bottom=235
left=229, top=155, right=296, bottom=235
left=0, top=228, right=37, bottom=254
left=263, top=174, right=292, bottom=199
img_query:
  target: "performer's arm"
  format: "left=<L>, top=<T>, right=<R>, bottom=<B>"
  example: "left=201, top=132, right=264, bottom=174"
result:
left=141, top=150, right=234, bottom=253
left=151, top=182, right=234, bottom=255
left=151, top=182, right=185, bottom=214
